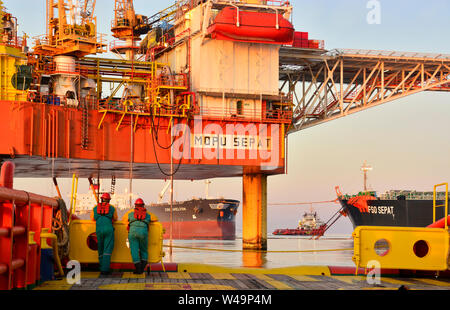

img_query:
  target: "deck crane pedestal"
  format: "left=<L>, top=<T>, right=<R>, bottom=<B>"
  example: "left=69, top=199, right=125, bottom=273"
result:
left=31, top=0, right=105, bottom=110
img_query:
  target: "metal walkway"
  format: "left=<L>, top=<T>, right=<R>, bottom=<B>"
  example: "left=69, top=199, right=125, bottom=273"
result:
left=279, top=47, right=450, bottom=133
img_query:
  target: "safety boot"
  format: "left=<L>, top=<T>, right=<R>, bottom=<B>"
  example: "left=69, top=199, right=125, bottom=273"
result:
left=133, top=262, right=141, bottom=274
left=141, top=260, right=148, bottom=275
left=100, top=271, right=112, bottom=278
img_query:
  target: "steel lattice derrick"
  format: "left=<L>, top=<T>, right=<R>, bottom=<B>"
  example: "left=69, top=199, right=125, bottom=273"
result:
left=279, top=48, right=450, bottom=133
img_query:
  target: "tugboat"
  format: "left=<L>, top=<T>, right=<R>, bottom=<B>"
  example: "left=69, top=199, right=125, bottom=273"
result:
left=272, top=210, right=327, bottom=236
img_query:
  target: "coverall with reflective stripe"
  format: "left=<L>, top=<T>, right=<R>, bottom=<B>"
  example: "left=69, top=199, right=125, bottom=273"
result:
left=128, top=211, right=153, bottom=264
left=91, top=205, right=118, bottom=273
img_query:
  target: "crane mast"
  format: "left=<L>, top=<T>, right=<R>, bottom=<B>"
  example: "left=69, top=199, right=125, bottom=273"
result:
left=111, top=0, right=154, bottom=61
left=36, top=0, right=104, bottom=58
left=111, top=0, right=136, bottom=40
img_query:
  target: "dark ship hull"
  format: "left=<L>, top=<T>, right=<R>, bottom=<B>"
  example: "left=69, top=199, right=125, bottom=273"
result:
left=147, top=198, right=239, bottom=240
left=339, top=198, right=448, bottom=228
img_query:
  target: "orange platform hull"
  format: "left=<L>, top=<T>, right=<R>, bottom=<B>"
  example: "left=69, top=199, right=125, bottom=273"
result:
left=0, top=101, right=287, bottom=179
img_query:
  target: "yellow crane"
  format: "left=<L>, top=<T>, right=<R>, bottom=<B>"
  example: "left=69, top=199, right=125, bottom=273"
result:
left=34, top=0, right=105, bottom=57
left=112, top=0, right=180, bottom=41
left=111, top=0, right=137, bottom=40
left=111, top=0, right=188, bottom=54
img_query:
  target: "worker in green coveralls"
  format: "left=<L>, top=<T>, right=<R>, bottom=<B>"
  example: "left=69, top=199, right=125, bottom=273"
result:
left=90, top=193, right=118, bottom=276
left=127, top=198, right=157, bottom=274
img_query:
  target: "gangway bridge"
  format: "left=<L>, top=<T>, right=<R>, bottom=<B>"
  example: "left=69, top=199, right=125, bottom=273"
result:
left=279, top=47, right=450, bottom=133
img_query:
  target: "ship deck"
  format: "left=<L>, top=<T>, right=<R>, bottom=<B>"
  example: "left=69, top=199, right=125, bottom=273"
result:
left=32, top=263, right=450, bottom=291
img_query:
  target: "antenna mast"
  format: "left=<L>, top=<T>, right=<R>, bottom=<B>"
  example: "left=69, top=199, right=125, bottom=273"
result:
left=361, top=161, right=373, bottom=192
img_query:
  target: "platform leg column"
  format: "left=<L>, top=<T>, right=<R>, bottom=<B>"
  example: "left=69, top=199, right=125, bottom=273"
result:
left=242, top=172, right=267, bottom=251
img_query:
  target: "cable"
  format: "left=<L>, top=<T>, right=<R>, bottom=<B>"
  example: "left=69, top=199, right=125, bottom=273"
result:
left=149, top=111, right=189, bottom=177
left=162, top=244, right=354, bottom=254
left=324, top=206, right=345, bottom=226
left=268, top=199, right=339, bottom=206
left=149, top=107, right=177, bottom=150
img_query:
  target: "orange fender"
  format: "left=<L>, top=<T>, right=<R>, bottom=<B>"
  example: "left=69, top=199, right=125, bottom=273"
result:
left=427, top=216, right=450, bottom=228
left=347, top=195, right=376, bottom=213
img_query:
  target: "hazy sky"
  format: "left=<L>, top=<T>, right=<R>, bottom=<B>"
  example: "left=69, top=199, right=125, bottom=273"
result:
left=6, top=0, right=450, bottom=235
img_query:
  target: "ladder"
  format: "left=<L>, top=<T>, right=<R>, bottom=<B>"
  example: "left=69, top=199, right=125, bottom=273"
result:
left=81, top=101, right=89, bottom=149
left=433, top=183, right=449, bottom=230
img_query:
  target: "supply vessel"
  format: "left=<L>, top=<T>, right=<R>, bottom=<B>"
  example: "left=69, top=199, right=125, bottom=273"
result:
left=272, top=210, right=326, bottom=236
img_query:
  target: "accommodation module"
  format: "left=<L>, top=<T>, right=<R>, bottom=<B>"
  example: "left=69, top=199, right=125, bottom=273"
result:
left=156, top=0, right=294, bottom=122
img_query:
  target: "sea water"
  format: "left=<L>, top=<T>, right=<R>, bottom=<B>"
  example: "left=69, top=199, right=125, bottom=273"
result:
left=162, top=234, right=355, bottom=269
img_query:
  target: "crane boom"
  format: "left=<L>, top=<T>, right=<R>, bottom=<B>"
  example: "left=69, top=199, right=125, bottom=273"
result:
left=158, top=181, right=172, bottom=204
left=81, top=0, right=96, bottom=24
left=112, top=0, right=187, bottom=42
left=145, top=2, right=179, bottom=28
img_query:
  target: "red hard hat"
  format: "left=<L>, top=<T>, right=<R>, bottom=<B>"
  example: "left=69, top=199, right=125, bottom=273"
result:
left=135, top=198, right=145, bottom=206
left=101, top=193, right=111, bottom=201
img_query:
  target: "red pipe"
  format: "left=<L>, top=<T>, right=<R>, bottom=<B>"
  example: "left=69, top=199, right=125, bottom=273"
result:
left=427, top=216, right=450, bottom=228
left=0, top=187, right=58, bottom=208
left=11, top=226, right=25, bottom=236
left=11, top=259, right=24, bottom=270
left=0, top=263, right=7, bottom=275
left=0, top=227, right=8, bottom=237
left=0, top=162, right=58, bottom=207
left=0, top=161, right=15, bottom=189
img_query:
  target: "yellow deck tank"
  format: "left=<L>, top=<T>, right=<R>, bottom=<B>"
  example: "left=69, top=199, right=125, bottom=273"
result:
left=68, top=219, right=165, bottom=267
left=352, top=226, right=450, bottom=273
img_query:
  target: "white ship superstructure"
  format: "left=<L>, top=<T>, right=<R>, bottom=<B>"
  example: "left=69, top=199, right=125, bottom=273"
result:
left=74, top=190, right=138, bottom=215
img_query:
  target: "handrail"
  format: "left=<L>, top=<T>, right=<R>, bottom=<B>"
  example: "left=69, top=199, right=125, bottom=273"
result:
left=0, top=187, right=58, bottom=208
left=433, top=183, right=449, bottom=230
left=210, top=0, right=292, bottom=8
left=231, top=4, right=240, bottom=27
left=0, top=162, right=58, bottom=290
left=0, top=35, right=26, bottom=49
left=199, top=106, right=293, bottom=122
left=69, top=174, right=79, bottom=225
left=40, top=229, right=64, bottom=277
left=331, top=48, right=450, bottom=61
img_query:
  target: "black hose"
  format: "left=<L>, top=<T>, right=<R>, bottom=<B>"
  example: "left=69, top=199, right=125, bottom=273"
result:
left=149, top=111, right=189, bottom=177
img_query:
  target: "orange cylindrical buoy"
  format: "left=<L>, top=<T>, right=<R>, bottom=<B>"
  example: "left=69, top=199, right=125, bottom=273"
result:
left=0, top=161, right=15, bottom=189
left=427, top=215, right=450, bottom=228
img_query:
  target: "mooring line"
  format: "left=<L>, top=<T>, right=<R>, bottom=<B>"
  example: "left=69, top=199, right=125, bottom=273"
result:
left=163, top=244, right=354, bottom=253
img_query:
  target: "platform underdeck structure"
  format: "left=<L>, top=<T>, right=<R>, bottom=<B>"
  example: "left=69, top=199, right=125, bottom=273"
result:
left=279, top=48, right=450, bottom=133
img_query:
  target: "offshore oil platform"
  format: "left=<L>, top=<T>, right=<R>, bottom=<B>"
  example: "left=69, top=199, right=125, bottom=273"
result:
left=1, top=0, right=450, bottom=291
left=0, top=0, right=295, bottom=250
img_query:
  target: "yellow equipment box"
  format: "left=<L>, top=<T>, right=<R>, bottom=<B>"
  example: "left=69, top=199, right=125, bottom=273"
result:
left=353, top=226, right=450, bottom=272
left=0, top=45, right=28, bottom=101
left=68, top=220, right=165, bottom=266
